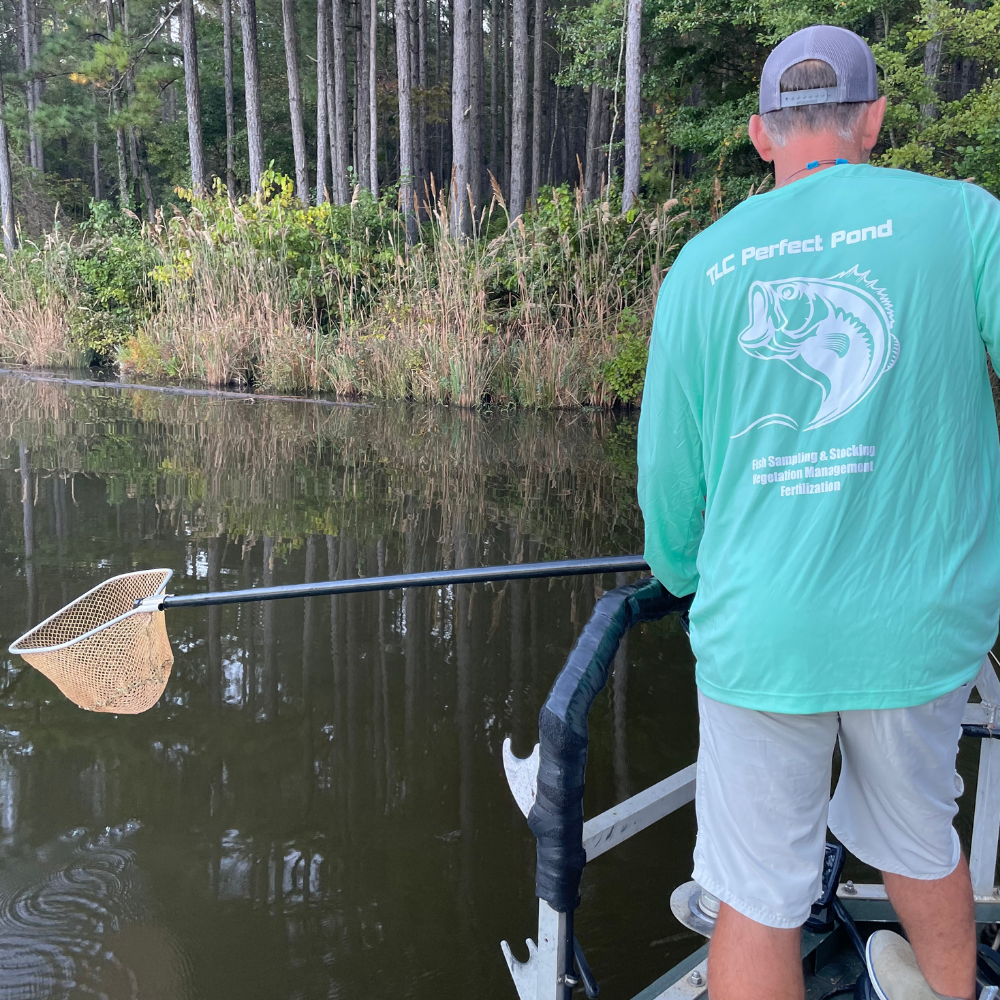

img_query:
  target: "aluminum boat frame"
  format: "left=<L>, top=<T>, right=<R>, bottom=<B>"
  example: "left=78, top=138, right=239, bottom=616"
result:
left=499, top=579, right=1000, bottom=1000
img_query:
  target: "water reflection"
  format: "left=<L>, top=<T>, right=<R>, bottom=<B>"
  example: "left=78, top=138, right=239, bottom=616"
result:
left=0, top=377, right=699, bottom=1000
left=0, top=814, right=189, bottom=1000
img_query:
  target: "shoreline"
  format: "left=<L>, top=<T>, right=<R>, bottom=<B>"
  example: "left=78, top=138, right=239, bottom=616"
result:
left=0, top=366, right=376, bottom=408
left=0, top=364, right=638, bottom=411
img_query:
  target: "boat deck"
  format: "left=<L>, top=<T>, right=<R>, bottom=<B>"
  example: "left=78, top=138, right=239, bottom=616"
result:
left=635, top=925, right=867, bottom=999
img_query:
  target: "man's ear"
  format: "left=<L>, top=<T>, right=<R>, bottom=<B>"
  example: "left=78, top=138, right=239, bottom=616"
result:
left=749, top=114, right=774, bottom=163
left=861, top=97, right=887, bottom=156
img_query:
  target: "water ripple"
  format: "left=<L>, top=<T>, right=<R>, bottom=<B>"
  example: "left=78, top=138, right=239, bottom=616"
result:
left=0, top=824, right=187, bottom=999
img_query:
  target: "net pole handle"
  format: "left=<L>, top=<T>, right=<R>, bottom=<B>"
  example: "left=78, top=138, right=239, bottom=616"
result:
left=134, top=555, right=650, bottom=612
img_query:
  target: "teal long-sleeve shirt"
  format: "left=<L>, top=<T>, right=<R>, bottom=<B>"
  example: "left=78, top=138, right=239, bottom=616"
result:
left=637, top=164, right=1000, bottom=713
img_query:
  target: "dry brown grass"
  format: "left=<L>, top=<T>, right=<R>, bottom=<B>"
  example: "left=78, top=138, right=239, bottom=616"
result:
left=0, top=254, right=78, bottom=368
left=2, top=182, right=686, bottom=408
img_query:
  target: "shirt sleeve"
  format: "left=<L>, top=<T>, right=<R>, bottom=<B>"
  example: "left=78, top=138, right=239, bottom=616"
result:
left=637, top=272, right=705, bottom=598
left=963, top=182, right=1000, bottom=357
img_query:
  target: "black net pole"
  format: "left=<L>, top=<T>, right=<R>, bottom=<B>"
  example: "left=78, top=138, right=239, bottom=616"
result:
left=146, top=556, right=650, bottom=611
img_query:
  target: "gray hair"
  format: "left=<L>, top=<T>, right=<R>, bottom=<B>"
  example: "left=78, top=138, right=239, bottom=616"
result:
left=761, top=59, right=870, bottom=146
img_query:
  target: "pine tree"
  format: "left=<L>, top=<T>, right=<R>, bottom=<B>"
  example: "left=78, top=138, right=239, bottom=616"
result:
left=281, top=0, right=310, bottom=202
left=240, top=0, right=266, bottom=192
left=509, top=0, right=528, bottom=219
left=316, top=0, right=330, bottom=203
left=621, top=0, right=641, bottom=211
left=181, top=0, right=206, bottom=195
left=449, top=0, right=471, bottom=235
left=0, top=55, right=16, bottom=255
left=222, top=0, right=236, bottom=193
left=529, top=0, right=544, bottom=203
left=396, top=0, right=417, bottom=239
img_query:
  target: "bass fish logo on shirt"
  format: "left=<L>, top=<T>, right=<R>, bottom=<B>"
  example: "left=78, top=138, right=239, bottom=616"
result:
left=732, top=266, right=898, bottom=437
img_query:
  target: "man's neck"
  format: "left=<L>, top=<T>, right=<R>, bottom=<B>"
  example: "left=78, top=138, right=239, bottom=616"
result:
left=771, top=136, right=865, bottom=188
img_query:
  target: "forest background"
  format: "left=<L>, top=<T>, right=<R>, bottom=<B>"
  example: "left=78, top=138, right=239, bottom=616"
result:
left=0, top=0, right=996, bottom=406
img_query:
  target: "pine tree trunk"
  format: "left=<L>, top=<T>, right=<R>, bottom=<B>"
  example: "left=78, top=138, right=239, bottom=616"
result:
left=316, top=0, right=329, bottom=203
left=408, top=0, right=420, bottom=193
left=181, top=0, right=206, bottom=195
left=20, top=0, right=39, bottom=170
left=571, top=90, right=582, bottom=179
left=222, top=0, right=236, bottom=193
left=601, top=83, right=613, bottom=187
left=113, top=112, right=130, bottom=210
left=409, top=0, right=419, bottom=177
left=418, top=0, right=427, bottom=197
left=137, top=135, right=155, bottom=220
left=324, top=12, right=337, bottom=194
left=503, top=0, right=511, bottom=198
left=31, top=0, right=43, bottom=172
left=396, top=0, right=417, bottom=239
left=469, top=0, right=483, bottom=213
left=240, top=0, right=266, bottom=193
left=357, top=0, right=371, bottom=191
left=584, top=79, right=601, bottom=201
left=547, top=76, right=559, bottom=184
left=33, top=0, right=43, bottom=171
left=281, top=0, right=310, bottom=202
left=921, top=33, right=943, bottom=119
left=0, top=56, right=17, bottom=255
left=330, top=0, right=350, bottom=203
left=121, top=0, right=147, bottom=211
left=529, top=0, right=543, bottom=204
left=104, top=0, right=132, bottom=210
left=449, top=0, right=470, bottom=235
left=128, top=126, right=141, bottom=208
left=490, top=0, right=499, bottom=179
left=92, top=117, right=102, bottom=202
left=509, top=0, right=528, bottom=219
left=435, top=0, right=442, bottom=185
left=369, top=0, right=379, bottom=196
left=352, top=35, right=359, bottom=182
left=621, top=0, right=641, bottom=211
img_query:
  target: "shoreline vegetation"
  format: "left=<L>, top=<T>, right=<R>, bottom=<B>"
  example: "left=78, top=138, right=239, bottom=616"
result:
left=0, top=175, right=688, bottom=409
left=1, top=0, right=997, bottom=411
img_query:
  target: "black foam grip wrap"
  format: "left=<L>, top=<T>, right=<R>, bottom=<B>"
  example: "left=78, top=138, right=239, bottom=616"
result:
left=526, top=578, right=693, bottom=911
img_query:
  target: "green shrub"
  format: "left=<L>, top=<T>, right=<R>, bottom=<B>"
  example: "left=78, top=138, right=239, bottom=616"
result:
left=604, top=308, right=649, bottom=404
left=0, top=177, right=691, bottom=407
left=68, top=201, right=158, bottom=362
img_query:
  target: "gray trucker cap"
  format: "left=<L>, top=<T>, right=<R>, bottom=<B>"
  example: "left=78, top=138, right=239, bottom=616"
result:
left=759, top=25, right=878, bottom=114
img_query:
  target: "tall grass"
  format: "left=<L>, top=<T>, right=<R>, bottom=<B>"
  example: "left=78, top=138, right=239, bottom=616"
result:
left=0, top=175, right=688, bottom=407
left=0, top=235, right=76, bottom=367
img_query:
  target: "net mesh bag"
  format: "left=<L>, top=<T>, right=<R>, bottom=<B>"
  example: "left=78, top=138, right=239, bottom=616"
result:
left=9, top=569, right=174, bottom=715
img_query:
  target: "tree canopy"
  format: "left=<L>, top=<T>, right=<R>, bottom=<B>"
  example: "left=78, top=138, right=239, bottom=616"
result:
left=0, top=0, right=994, bottom=235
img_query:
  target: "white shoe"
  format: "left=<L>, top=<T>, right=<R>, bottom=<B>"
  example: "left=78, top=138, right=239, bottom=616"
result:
left=865, top=930, right=938, bottom=1000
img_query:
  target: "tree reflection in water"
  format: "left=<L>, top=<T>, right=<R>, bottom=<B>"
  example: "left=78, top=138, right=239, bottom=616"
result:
left=0, top=377, right=697, bottom=1000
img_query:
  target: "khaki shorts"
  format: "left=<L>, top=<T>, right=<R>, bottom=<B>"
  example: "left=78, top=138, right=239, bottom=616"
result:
left=692, top=679, right=971, bottom=929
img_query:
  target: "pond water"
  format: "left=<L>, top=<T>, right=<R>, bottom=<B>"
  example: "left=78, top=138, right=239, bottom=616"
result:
left=0, top=374, right=701, bottom=1000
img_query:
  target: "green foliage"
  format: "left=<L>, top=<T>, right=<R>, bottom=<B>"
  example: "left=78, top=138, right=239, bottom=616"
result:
left=485, top=184, right=676, bottom=321
left=0, top=174, right=689, bottom=407
left=152, top=173, right=405, bottom=327
left=635, top=0, right=1000, bottom=224
left=603, top=308, right=649, bottom=404
left=67, top=202, right=157, bottom=361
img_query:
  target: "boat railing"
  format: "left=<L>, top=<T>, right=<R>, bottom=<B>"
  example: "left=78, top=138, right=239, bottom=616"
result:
left=500, top=579, right=1000, bottom=1000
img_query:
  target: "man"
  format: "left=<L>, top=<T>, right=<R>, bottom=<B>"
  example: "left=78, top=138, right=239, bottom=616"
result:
left=637, top=24, right=1000, bottom=1000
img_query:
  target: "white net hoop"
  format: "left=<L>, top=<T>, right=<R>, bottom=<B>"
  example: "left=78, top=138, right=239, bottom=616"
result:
left=9, top=569, right=174, bottom=714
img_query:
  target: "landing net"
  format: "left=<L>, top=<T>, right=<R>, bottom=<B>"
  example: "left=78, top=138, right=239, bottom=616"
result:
left=9, top=569, right=174, bottom=714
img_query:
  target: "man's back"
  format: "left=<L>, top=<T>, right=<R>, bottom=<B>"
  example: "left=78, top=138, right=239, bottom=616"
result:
left=638, top=163, right=1000, bottom=712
